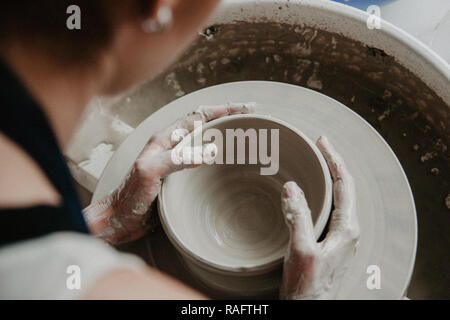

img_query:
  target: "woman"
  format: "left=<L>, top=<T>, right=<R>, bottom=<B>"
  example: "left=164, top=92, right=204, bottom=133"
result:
left=0, top=0, right=359, bottom=299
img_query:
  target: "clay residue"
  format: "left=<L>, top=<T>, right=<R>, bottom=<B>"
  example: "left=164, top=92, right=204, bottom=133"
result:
left=166, top=23, right=448, bottom=142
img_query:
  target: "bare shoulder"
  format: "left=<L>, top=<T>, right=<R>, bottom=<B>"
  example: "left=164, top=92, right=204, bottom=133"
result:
left=0, top=132, right=61, bottom=208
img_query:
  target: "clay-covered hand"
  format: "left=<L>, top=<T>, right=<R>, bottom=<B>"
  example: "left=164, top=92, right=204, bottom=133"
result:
left=84, top=102, right=256, bottom=244
left=280, top=136, right=360, bottom=300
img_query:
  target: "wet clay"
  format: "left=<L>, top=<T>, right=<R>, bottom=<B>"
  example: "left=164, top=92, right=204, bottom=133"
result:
left=159, top=115, right=332, bottom=270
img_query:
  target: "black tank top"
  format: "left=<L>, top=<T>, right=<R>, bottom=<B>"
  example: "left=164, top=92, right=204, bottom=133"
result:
left=0, top=61, right=89, bottom=246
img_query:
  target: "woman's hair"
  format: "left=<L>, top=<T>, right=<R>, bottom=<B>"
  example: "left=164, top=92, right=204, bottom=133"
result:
left=0, top=0, right=153, bottom=64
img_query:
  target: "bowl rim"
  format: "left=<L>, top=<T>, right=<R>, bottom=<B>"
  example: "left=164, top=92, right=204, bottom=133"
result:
left=158, top=113, right=333, bottom=274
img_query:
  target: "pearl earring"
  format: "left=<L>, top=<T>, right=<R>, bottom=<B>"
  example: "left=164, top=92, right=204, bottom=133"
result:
left=142, top=6, right=173, bottom=33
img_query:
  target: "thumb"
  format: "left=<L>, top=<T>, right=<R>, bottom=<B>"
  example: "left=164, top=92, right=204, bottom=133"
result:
left=282, top=182, right=317, bottom=254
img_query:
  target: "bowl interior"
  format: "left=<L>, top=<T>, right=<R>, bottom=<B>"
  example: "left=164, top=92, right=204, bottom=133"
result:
left=160, top=115, right=330, bottom=270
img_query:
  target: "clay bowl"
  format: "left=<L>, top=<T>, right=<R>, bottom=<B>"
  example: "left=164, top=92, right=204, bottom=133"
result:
left=158, top=114, right=332, bottom=296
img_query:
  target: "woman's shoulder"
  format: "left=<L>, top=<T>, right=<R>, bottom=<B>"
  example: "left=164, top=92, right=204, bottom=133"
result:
left=0, top=132, right=61, bottom=208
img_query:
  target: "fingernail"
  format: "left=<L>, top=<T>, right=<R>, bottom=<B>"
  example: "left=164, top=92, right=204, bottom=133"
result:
left=282, top=188, right=291, bottom=198
left=283, top=182, right=298, bottom=198
left=320, top=136, right=329, bottom=145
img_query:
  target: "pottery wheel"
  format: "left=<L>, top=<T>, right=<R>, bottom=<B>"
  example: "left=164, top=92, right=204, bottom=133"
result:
left=93, top=81, right=417, bottom=299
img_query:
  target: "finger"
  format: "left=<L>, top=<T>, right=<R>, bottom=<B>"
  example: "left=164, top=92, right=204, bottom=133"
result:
left=194, top=102, right=256, bottom=122
left=137, top=143, right=218, bottom=178
left=316, top=136, right=359, bottom=250
left=141, top=102, right=256, bottom=158
left=281, top=182, right=317, bottom=254
left=316, top=136, right=354, bottom=211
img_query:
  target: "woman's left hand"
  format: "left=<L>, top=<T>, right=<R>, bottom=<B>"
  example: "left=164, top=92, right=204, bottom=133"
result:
left=83, top=103, right=256, bottom=244
left=280, top=136, right=360, bottom=299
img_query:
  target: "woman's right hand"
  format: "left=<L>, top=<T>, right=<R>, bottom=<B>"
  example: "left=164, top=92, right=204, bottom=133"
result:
left=280, top=136, right=360, bottom=300
left=84, top=103, right=256, bottom=245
